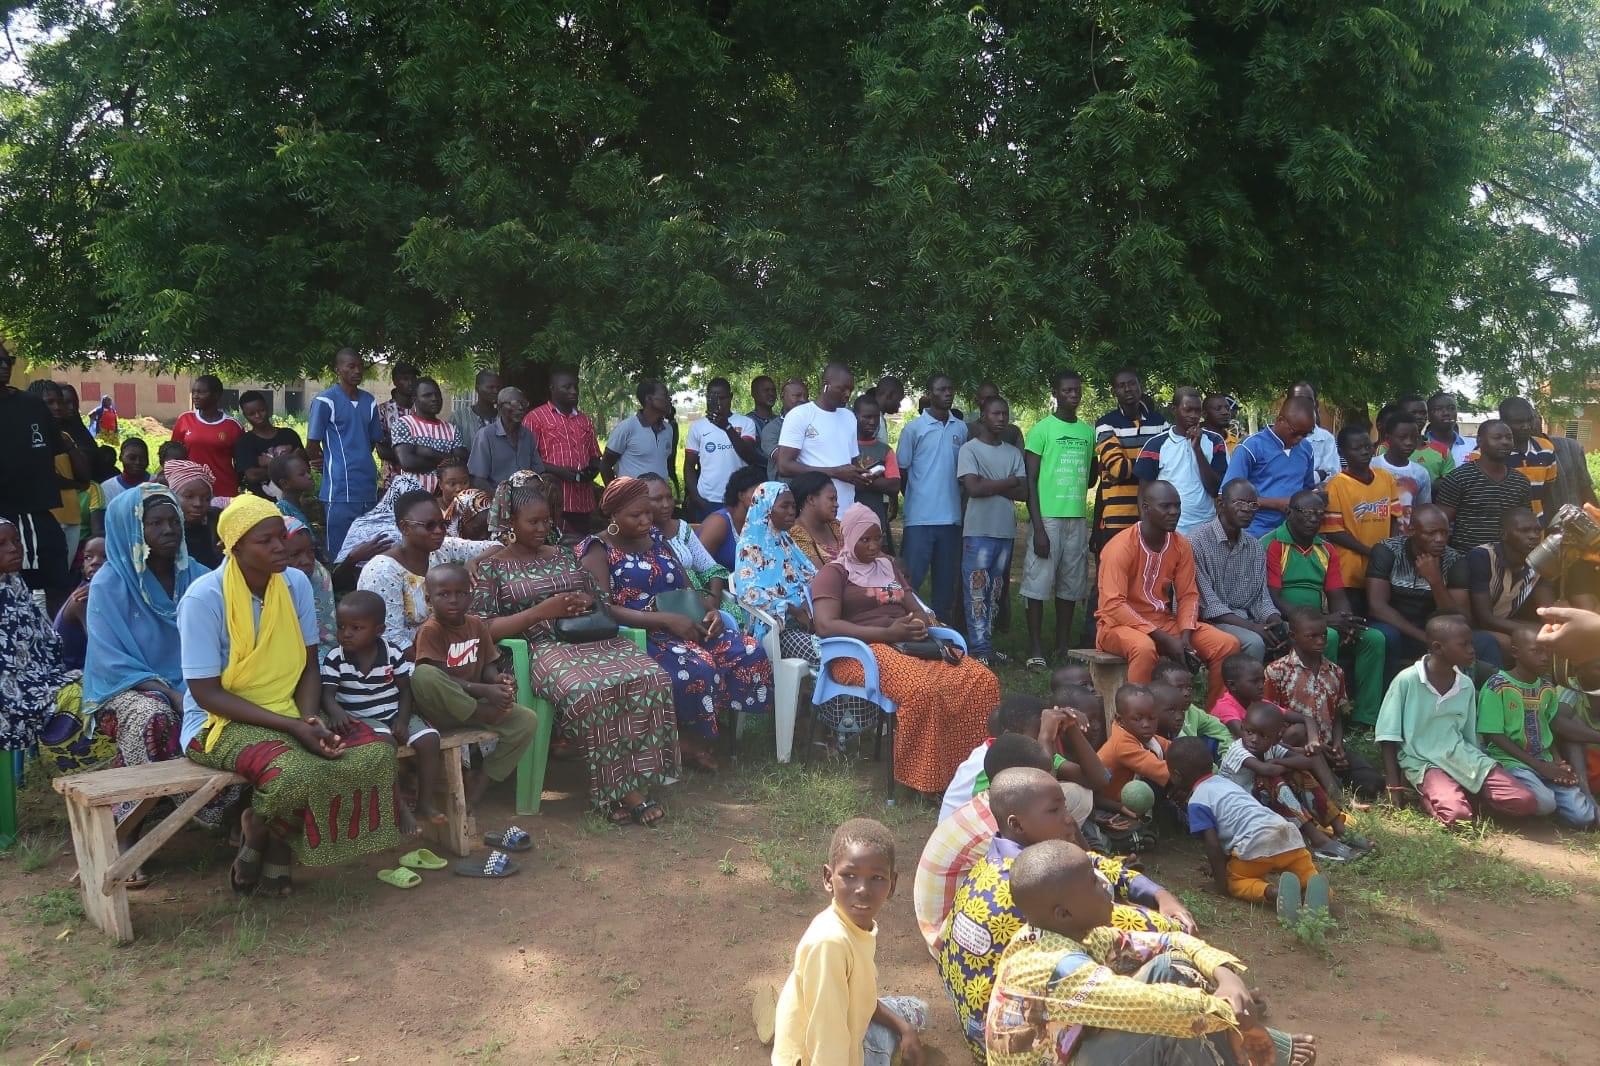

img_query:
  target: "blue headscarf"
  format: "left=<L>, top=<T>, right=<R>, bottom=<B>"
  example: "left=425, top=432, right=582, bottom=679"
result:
left=733, top=481, right=816, bottom=637
left=82, top=484, right=210, bottom=711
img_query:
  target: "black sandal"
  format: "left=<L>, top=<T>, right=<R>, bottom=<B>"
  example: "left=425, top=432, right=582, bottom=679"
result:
left=230, top=844, right=263, bottom=895
left=627, top=800, right=664, bottom=829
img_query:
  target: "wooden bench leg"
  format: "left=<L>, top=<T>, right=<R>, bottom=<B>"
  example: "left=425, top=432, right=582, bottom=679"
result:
left=428, top=749, right=475, bottom=858
left=64, top=798, right=133, bottom=943
left=1088, top=662, right=1127, bottom=737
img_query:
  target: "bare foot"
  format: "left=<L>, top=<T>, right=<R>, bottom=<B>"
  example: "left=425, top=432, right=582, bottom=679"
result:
left=1290, top=1033, right=1316, bottom=1066
left=397, top=804, right=420, bottom=837
left=414, top=799, right=448, bottom=826
left=465, top=767, right=490, bottom=810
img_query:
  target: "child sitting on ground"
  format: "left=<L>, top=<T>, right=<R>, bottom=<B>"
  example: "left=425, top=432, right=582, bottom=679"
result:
left=939, top=693, right=1109, bottom=821
left=410, top=563, right=541, bottom=809
left=1151, top=659, right=1232, bottom=762
left=1264, top=607, right=1384, bottom=799
left=319, top=590, right=440, bottom=835
left=1557, top=657, right=1600, bottom=796
left=940, top=767, right=1196, bottom=1059
left=1212, top=652, right=1265, bottom=738
left=1168, top=736, right=1330, bottom=921
left=1219, top=702, right=1368, bottom=862
left=1097, top=684, right=1170, bottom=797
left=769, top=818, right=927, bottom=1066
left=985, top=838, right=1316, bottom=1066
left=1478, top=626, right=1599, bottom=828
left=1051, top=663, right=1104, bottom=748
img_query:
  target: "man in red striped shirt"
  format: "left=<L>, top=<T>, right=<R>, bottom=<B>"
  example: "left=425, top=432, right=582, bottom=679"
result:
left=391, top=377, right=467, bottom=492
left=523, top=367, right=601, bottom=537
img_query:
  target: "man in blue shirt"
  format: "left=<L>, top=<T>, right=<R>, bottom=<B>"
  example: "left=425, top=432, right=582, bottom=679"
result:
left=306, top=347, right=386, bottom=556
left=1223, top=397, right=1317, bottom=538
left=896, top=372, right=967, bottom=624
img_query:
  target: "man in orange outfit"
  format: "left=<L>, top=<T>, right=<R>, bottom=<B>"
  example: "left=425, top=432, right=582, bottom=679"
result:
left=1096, top=479, right=1241, bottom=707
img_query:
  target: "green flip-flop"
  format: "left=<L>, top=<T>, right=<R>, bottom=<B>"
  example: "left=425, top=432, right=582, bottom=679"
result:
left=1276, top=871, right=1302, bottom=926
left=1304, top=873, right=1331, bottom=914
left=377, top=867, right=422, bottom=889
left=398, top=848, right=449, bottom=870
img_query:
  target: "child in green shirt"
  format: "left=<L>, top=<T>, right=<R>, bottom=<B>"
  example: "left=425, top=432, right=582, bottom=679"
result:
left=1153, top=658, right=1231, bottom=762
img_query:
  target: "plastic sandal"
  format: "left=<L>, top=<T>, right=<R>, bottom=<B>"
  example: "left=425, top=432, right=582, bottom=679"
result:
left=1025, top=656, right=1048, bottom=671
left=1276, top=871, right=1302, bottom=926
left=398, top=848, right=449, bottom=870
left=482, top=826, right=533, bottom=852
left=452, top=849, right=519, bottom=878
left=1304, top=873, right=1331, bottom=914
left=628, top=800, right=664, bottom=829
left=377, top=867, right=422, bottom=889
left=230, top=844, right=263, bottom=896
left=752, top=982, right=778, bottom=1044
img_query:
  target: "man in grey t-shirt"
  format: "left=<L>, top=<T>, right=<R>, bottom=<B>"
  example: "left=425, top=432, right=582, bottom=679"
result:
left=760, top=377, right=808, bottom=482
left=603, top=379, right=675, bottom=482
left=955, top=395, right=1027, bottom=662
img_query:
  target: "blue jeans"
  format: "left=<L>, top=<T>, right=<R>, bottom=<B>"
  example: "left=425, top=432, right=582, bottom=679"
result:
left=1503, top=764, right=1600, bottom=827
left=961, top=536, right=1013, bottom=659
left=900, top=523, right=961, bottom=624
left=1370, top=621, right=1502, bottom=684
left=324, top=500, right=375, bottom=558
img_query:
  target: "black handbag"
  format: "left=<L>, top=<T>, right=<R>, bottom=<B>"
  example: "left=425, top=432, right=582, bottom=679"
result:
left=893, top=635, right=965, bottom=665
left=551, top=602, right=619, bottom=644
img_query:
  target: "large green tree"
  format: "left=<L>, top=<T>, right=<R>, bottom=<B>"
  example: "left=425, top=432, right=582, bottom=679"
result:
left=0, top=0, right=1595, bottom=407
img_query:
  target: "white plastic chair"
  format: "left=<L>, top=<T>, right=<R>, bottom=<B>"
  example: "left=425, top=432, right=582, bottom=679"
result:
left=725, top=581, right=813, bottom=763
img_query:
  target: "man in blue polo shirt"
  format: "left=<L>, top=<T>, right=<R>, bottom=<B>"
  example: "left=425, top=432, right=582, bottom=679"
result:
left=897, top=371, right=967, bottom=623
left=1223, top=396, right=1317, bottom=538
left=306, top=347, right=385, bottom=556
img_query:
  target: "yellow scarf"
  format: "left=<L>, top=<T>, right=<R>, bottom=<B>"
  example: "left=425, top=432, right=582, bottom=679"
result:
left=199, top=557, right=306, bottom=752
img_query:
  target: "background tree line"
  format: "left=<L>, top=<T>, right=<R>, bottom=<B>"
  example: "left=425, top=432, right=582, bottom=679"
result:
left=1, top=0, right=1595, bottom=409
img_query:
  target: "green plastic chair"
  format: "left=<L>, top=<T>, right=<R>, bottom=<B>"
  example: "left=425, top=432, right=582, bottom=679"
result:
left=497, top=639, right=556, bottom=817
left=0, top=752, right=18, bottom=851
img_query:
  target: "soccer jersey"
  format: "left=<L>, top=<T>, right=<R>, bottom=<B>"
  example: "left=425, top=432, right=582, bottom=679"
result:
left=1133, top=427, right=1228, bottom=533
left=684, top=413, right=755, bottom=504
left=1371, top=452, right=1432, bottom=533
left=1262, top=525, right=1343, bottom=609
left=172, top=410, right=244, bottom=498
left=320, top=640, right=413, bottom=723
left=307, top=385, right=384, bottom=504
left=1320, top=468, right=1397, bottom=586
left=1223, top=426, right=1316, bottom=538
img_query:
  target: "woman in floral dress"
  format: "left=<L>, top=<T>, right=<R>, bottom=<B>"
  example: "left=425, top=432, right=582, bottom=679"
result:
left=472, top=473, right=677, bottom=826
left=578, top=477, right=771, bottom=771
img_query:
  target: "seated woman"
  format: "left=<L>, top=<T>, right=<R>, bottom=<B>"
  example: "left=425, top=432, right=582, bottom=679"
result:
left=163, top=460, right=223, bottom=569
left=694, top=465, right=765, bottom=575
left=84, top=487, right=242, bottom=863
left=0, top=520, right=86, bottom=757
left=472, top=473, right=679, bottom=826
left=734, top=480, right=814, bottom=657
left=182, top=496, right=401, bottom=895
left=642, top=472, right=730, bottom=597
left=356, top=483, right=497, bottom=653
left=786, top=471, right=843, bottom=568
left=579, top=477, right=771, bottom=771
left=446, top=487, right=493, bottom=540
left=810, top=504, right=997, bottom=794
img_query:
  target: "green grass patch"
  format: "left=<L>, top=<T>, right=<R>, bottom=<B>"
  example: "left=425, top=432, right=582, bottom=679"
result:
left=1337, top=806, right=1574, bottom=900
left=22, top=888, right=84, bottom=926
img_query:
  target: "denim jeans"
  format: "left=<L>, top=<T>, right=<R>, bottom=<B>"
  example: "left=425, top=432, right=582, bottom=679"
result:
left=1370, top=621, right=1503, bottom=684
left=862, top=996, right=927, bottom=1066
left=1503, top=763, right=1600, bottom=827
left=961, top=536, right=1013, bottom=659
left=900, top=523, right=961, bottom=624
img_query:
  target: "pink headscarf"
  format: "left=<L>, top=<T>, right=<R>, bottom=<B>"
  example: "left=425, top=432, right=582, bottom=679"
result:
left=834, top=503, right=897, bottom=588
left=163, top=459, right=215, bottom=494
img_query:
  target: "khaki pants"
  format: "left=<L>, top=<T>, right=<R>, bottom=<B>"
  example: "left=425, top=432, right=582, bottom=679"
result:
left=410, top=664, right=537, bottom=783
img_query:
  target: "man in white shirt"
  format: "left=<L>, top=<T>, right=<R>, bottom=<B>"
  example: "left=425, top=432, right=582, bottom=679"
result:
left=1132, top=386, right=1227, bottom=534
left=775, top=362, right=867, bottom=508
left=1290, top=381, right=1340, bottom=483
left=684, top=376, right=759, bottom=521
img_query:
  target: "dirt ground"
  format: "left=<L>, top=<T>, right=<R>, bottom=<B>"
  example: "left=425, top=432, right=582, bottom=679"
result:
left=4, top=722, right=1599, bottom=1066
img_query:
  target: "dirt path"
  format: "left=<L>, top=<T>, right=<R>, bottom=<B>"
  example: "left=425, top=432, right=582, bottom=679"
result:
left=4, top=752, right=1599, bottom=1065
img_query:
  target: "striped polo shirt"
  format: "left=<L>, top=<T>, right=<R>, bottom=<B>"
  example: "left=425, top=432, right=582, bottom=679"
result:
left=1093, top=401, right=1170, bottom=539
left=1507, top=434, right=1559, bottom=519
left=320, top=640, right=413, bottom=723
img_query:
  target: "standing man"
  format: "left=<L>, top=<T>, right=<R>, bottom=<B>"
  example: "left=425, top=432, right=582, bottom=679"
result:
left=965, top=382, right=1023, bottom=448
left=2, top=351, right=72, bottom=609
left=171, top=374, right=244, bottom=499
left=1320, top=424, right=1398, bottom=610
left=374, top=360, right=418, bottom=490
left=1433, top=419, right=1532, bottom=552
left=869, top=375, right=905, bottom=444
left=1496, top=396, right=1559, bottom=520
left=1289, top=382, right=1340, bottom=483
left=761, top=378, right=808, bottom=482
left=1133, top=386, right=1227, bottom=535
left=603, top=380, right=675, bottom=483
left=1371, top=410, right=1432, bottom=534
left=1190, top=481, right=1285, bottom=662
left=776, top=362, right=864, bottom=508
left=1088, top=367, right=1170, bottom=647
left=852, top=393, right=902, bottom=546
left=957, top=394, right=1025, bottom=663
left=391, top=376, right=468, bottom=492
left=1095, top=480, right=1241, bottom=706
left=451, top=368, right=503, bottom=451
left=897, top=371, right=968, bottom=623
left=684, top=377, right=759, bottom=520
left=523, top=366, right=601, bottom=538
left=1223, top=396, right=1317, bottom=538
left=1548, top=424, right=1598, bottom=512
left=746, top=375, right=778, bottom=439
left=1421, top=390, right=1475, bottom=478
left=1203, top=392, right=1240, bottom=457
left=1022, top=369, right=1096, bottom=668
left=468, top=387, right=539, bottom=491
left=306, top=347, right=385, bottom=557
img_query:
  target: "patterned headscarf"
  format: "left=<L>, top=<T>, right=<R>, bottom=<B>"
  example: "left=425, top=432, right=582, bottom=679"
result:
left=488, top=470, right=553, bottom=543
left=333, top=473, right=424, bottom=563
left=600, top=475, right=649, bottom=517
left=162, top=459, right=215, bottom=493
left=449, top=487, right=493, bottom=536
left=733, top=482, right=815, bottom=636
left=217, top=493, right=284, bottom=552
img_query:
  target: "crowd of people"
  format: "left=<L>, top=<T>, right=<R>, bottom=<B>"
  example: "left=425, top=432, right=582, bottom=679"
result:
left=4, top=336, right=1600, bottom=1064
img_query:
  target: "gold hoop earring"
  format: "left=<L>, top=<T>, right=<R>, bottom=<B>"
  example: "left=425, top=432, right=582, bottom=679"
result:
left=606, top=522, right=620, bottom=536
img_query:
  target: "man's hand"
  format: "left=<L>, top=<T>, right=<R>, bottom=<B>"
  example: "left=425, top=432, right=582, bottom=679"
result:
left=347, top=536, right=393, bottom=564
left=1151, top=630, right=1185, bottom=660
left=1537, top=606, right=1600, bottom=660
left=1213, top=967, right=1257, bottom=1027
left=1414, top=550, right=1446, bottom=586
left=1032, top=528, right=1051, bottom=560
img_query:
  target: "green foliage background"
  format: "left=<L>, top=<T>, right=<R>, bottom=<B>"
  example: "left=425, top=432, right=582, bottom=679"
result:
left=1, top=0, right=1596, bottom=409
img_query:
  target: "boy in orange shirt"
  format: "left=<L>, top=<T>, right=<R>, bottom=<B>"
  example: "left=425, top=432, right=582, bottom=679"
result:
left=1321, top=425, right=1398, bottom=606
left=1097, top=684, right=1171, bottom=797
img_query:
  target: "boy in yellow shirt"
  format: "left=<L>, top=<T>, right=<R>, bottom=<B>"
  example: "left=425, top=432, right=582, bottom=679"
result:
left=769, top=818, right=927, bottom=1066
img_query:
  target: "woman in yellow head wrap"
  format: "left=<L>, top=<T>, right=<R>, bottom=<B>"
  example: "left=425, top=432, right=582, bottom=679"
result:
left=181, top=495, right=400, bottom=895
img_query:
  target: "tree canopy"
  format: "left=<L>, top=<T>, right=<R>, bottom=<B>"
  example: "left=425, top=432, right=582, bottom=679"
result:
left=1, top=0, right=1595, bottom=407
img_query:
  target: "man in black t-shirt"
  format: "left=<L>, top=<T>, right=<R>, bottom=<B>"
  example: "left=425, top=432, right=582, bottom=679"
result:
left=0, top=342, right=70, bottom=604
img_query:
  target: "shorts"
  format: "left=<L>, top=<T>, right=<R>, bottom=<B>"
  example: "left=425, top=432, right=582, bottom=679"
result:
left=363, top=714, right=441, bottom=746
left=1021, top=516, right=1089, bottom=602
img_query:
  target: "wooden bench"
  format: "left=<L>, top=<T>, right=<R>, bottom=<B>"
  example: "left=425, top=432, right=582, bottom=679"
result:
left=1066, top=649, right=1127, bottom=734
left=54, top=727, right=495, bottom=943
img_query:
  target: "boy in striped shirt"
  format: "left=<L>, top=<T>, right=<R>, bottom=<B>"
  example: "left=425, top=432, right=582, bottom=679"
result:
left=320, top=589, right=441, bottom=833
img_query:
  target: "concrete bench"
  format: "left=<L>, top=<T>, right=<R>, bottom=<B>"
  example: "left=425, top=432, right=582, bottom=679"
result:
left=1066, top=649, right=1127, bottom=734
left=53, top=727, right=495, bottom=943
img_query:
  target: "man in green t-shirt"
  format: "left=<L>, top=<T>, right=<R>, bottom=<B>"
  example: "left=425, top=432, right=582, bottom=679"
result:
left=1022, top=369, right=1097, bottom=668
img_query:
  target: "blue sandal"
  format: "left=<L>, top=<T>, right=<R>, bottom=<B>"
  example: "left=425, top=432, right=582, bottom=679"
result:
left=453, top=850, right=519, bottom=879
left=482, top=826, right=532, bottom=852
